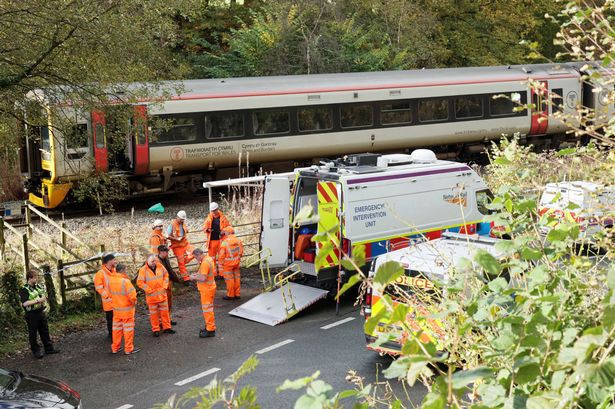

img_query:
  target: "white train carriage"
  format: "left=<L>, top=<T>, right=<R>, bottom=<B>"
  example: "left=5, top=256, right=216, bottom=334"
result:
left=20, top=63, right=587, bottom=208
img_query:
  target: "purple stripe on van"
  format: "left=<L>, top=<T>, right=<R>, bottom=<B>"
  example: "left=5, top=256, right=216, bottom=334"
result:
left=348, top=166, right=470, bottom=185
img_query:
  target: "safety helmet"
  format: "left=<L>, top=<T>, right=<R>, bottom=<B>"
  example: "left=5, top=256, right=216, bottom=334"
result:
left=209, top=202, right=219, bottom=212
left=177, top=210, right=187, bottom=220
left=222, top=226, right=234, bottom=235
left=152, top=219, right=164, bottom=228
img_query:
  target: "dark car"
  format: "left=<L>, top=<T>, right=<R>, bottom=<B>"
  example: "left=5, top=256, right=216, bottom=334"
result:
left=0, top=368, right=81, bottom=408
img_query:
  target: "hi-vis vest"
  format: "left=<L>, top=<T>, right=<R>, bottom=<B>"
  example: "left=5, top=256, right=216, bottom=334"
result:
left=137, top=264, right=169, bottom=304
left=23, top=284, right=45, bottom=312
left=218, top=235, right=243, bottom=269
left=170, top=219, right=188, bottom=248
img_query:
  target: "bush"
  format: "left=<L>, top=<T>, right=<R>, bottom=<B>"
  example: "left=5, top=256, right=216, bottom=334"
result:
left=0, top=265, right=24, bottom=343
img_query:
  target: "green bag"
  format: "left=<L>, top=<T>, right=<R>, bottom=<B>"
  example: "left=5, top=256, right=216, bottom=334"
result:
left=148, top=203, right=165, bottom=213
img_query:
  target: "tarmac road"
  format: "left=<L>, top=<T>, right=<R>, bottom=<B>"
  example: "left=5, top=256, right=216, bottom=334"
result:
left=5, top=283, right=427, bottom=408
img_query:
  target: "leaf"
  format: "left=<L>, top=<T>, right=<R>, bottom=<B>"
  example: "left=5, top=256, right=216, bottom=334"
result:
left=607, top=266, right=615, bottom=290
left=421, top=390, right=447, bottom=409
left=373, top=261, right=404, bottom=286
left=515, top=363, right=541, bottom=385
left=294, top=394, right=323, bottom=409
left=526, top=395, right=560, bottom=409
left=450, top=367, right=493, bottom=389
left=494, top=156, right=512, bottom=165
left=477, top=383, right=506, bottom=407
left=335, top=274, right=361, bottom=300
left=389, top=304, right=409, bottom=324
left=474, top=249, right=503, bottom=277
left=556, top=147, right=577, bottom=156
left=488, top=277, right=508, bottom=293
left=277, top=372, right=320, bottom=392
left=521, top=246, right=543, bottom=261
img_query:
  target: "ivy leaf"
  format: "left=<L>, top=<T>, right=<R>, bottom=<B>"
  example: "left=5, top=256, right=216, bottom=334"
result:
left=373, top=261, right=404, bottom=286
left=335, top=274, right=361, bottom=300
left=474, top=249, right=503, bottom=277
left=450, top=367, right=493, bottom=389
left=521, top=247, right=543, bottom=261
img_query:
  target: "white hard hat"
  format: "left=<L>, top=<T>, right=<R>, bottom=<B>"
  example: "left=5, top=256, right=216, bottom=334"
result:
left=209, top=202, right=219, bottom=212
left=177, top=210, right=187, bottom=220
left=152, top=219, right=164, bottom=228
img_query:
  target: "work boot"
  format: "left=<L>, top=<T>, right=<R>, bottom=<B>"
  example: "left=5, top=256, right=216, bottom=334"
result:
left=199, top=329, right=215, bottom=338
left=222, top=295, right=233, bottom=300
left=111, top=346, right=124, bottom=354
left=153, top=331, right=160, bottom=337
left=125, top=348, right=141, bottom=355
left=45, top=348, right=60, bottom=354
left=163, top=329, right=176, bottom=334
left=33, top=350, right=44, bottom=359
left=235, top=296, right=241, bottom=300
left=171, top=320, right=178, bottom=326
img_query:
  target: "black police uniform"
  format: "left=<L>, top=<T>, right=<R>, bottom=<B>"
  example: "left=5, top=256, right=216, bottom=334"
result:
left=19, top=283, right=56, bottom=357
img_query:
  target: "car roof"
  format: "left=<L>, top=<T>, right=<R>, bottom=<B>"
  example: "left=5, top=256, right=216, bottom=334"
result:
left=372, top=234, right=503, bottom=279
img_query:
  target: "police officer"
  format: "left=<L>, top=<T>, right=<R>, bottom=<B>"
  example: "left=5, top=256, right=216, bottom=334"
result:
left=19, top=269, right=60, bottom=359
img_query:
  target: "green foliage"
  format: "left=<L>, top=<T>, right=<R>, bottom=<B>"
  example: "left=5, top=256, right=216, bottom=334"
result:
left=0, top=265, right=23, bottom=341
left=154, top=356, right=261, bottom=409
left=71, top=172, right=129, bottom=214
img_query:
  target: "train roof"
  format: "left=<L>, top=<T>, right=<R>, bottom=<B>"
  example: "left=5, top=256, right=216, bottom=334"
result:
left=27, top=62, right=587, bottom=105
left=168, top=63, right=580, bottom=101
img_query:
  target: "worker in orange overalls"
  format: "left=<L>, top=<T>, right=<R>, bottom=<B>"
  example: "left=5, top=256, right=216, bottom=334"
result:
left=217, top=226, right=243, bottom=300
left=189, top=248, right=216, bottom=338
left=203, top=202, right=231, bottom=277
left=137, top=254, right=176, bottom=337
left=167, top=210, right=193, bottom=282
left=149, top=219, right=167, bottom=254
left=94, top=253, right=117, bottom=341
left=109, top=263, right=139, bottom=355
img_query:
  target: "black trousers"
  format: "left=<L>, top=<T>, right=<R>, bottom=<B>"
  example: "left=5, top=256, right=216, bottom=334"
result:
left=25, top=309, right=53, bottom=353
left=105, top=310, right=113, bottom=337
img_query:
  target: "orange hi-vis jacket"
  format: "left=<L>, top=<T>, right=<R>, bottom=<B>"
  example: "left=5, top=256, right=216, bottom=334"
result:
left=137, top=263, right=169, bottom=304
left=197, top=256, right=216, bottom=290
left=203, top=212, right=231, bottom=245
left=108, top=275, right=137, bottom=319
left=94, top=265, right=116, bottom=312
left=217, top=234, right=243, bottom=270
left=169, top=219, right=189, bottom=249
left=150, top=229, right=166, bottom=254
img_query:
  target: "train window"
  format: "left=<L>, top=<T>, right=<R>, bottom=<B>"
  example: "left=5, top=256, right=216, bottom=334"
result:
left=40, top=126, right=51, bottom=152
left=298, top=107, right=332, bottom=132
left=151, top=116, right=198, bottom=143
left=490, top=92, right=527, bottom=116
left=340, top=103, right=372, bottom=128
left=65, top=124, right=88, bottom=150
left=253, top=110, right=290, bottom=135
left=418, top=98, right=448, bottom=122
left=205, top=112, right=244, bottom=139
left=455, top=96, right=483, bottom=119
left=551, top=88, right=563, bottom=113
left=381, top=102, right=412, bottom=125
left=95, top=124, right=105, bottom=148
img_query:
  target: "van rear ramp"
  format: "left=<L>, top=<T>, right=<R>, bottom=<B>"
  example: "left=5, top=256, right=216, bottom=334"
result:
left=229, top=282, right=328, bottom=326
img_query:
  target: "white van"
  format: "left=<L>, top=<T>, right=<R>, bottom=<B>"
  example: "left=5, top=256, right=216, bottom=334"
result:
left=539, top=181, right=614, bottom=239
left=260, top=149, right=493, bottom=290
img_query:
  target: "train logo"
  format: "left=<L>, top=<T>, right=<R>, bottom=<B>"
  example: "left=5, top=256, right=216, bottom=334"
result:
left=170, top=147, right=185, bottom=162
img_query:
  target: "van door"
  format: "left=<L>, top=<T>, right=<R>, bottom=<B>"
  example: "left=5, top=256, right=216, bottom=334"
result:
left=316, top=181, right=341, bottom=272
left=260, top=176, right=291, bottom=267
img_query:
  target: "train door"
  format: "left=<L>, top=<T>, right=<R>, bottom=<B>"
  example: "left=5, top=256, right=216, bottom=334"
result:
left=133, top=105, right=149, bottom=175
left=91, top=111, right=108, bottom=172
left=530, top=81, right=549, bottom=135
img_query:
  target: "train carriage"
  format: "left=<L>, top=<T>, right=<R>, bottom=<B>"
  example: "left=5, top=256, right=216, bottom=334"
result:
left=19, top=62, right=596, bottom=209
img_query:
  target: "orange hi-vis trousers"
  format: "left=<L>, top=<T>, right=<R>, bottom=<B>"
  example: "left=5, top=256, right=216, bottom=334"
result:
left=199, top=285, right=216, bottom=331
left=221, top=267, right=240, bottom=298
left=172, top=245, right=194, bottom=281
left=112, top=317, right=135, bottom=353
left=208, top=240, right=222, bottom=277
left=147, top=300, right=171, bottom=332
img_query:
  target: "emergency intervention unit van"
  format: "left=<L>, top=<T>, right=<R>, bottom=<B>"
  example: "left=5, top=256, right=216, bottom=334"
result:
left=363, top=233, right=504, bottom=355
left=260, top=149, right=493, bottom=290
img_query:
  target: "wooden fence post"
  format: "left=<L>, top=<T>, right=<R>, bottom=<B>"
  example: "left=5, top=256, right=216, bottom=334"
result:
left=21, top=233, right=29, bottom=273
left=57, top=259, right=66, bottom=307
left=25, top=205, right=32, bottom=238
left=42, top=264, right=58, bottom=316
left=0, top=217, right=5, bottom=259
left=61, top=222, right=67, bottom=257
